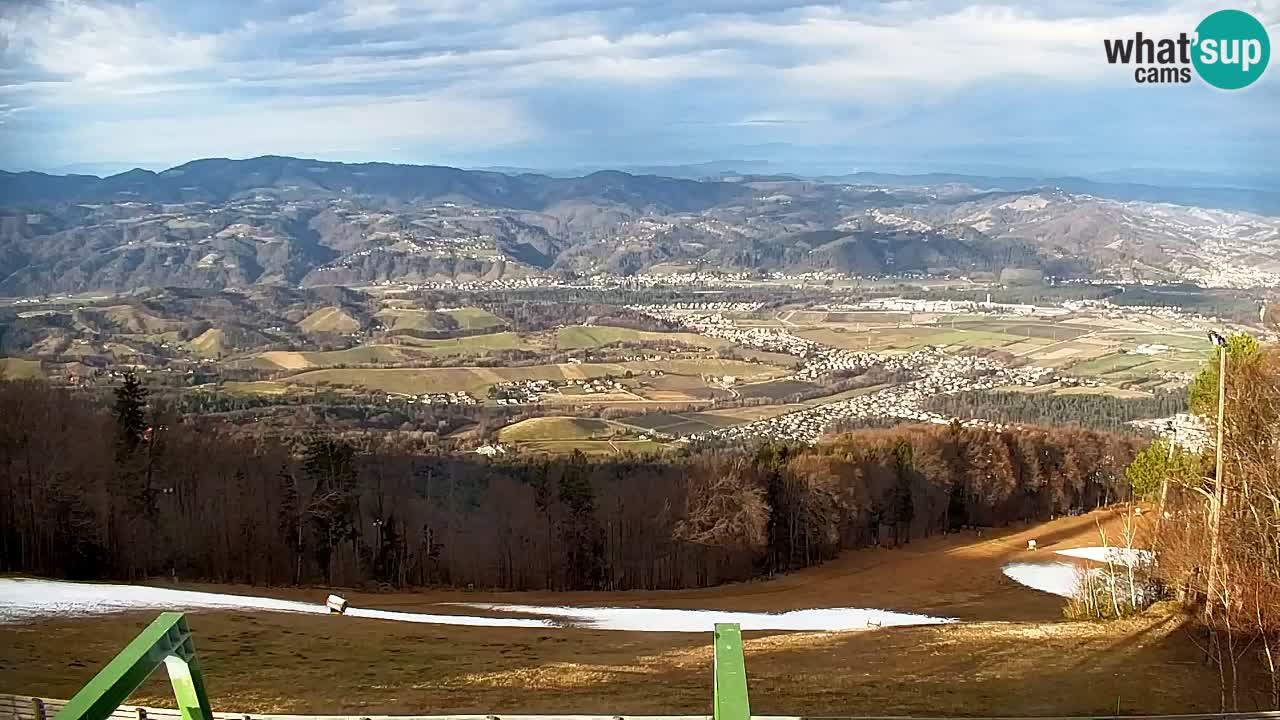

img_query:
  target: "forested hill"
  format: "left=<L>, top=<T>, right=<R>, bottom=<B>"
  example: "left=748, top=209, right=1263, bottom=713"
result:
left=0, top=157, right=749, bottom=210
left=0, top=378, right=1141, bottom=590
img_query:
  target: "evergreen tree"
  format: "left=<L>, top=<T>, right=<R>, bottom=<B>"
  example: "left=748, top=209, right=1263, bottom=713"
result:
left=112, top=371, right=147, bottom=456
left=303, top=437, right=358, bottom=584
left=277, top=464, right=302, bottom=584
left=890, top=441, right=916, bottom=545
left=557, top=451, right=603, bottom=589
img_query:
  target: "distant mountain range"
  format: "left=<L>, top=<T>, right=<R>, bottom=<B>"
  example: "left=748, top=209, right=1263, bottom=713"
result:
left=822, top=172, right=1280, bottom=216
left=0, top=155, right=1277, bottom=296
left=0, top=156, right=748, bottom=212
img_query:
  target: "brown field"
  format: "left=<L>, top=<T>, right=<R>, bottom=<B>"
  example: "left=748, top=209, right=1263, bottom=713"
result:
left=0, top=510, right=1254, bottom=716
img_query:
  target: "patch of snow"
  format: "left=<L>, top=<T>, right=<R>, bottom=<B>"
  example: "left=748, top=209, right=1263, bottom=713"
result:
left=1004, top=546, right=1156, bottom=597
left=0, top=578, right=551, bottom=628
left=0, top=579, right=953, bottom=632
left=1054, top=547, right=1153, bottom=566
left=455, top=604, right=954, bottom=632
left=1002, top=561, right=1082, bottom=597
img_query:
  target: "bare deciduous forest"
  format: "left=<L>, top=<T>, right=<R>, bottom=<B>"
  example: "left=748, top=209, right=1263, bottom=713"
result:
left=0, top=376, right=1141, bottom=591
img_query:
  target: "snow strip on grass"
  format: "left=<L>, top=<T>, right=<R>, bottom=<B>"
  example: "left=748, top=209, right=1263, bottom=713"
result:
left=0, top=578, right=552, bottom=628
left=1054, top=546, right=1153, bottom=566
left=0, top=578, right=953, bottom=632
left=455, top=603, right=955, bottom=632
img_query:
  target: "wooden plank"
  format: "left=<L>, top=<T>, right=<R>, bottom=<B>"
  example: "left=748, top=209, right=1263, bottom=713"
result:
left=8, top=696, right=1280, bottom=720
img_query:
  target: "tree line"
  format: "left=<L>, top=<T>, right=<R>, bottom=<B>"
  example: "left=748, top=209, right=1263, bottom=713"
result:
left=925, top=388, right=1187, bottom=431
left=0, top=374, right=1141, bottom=590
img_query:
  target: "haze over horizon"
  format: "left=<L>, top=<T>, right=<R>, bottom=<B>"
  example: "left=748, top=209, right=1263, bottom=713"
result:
left=1, top=0, right=1278, bottom=181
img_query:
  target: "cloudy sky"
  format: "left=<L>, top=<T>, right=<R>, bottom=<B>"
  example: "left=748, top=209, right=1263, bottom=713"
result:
left=0, top=0, right=1277, bottom=178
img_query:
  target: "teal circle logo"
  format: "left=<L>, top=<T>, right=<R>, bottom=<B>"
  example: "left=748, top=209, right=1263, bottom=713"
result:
left=1193, top=10, right=1270, bottom=89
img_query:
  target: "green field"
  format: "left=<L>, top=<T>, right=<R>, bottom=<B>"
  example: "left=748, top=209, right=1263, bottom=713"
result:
left=623, top=383, right=891, bottom=436
left=394, top=332, right=528, bottom=353
left=736, top=379, right=823, bottom=400
left=555, top=325, right=726, bottom=351
left=1067, top=352, right=1153, bottom=377
left=0, top=358, right=42, bottom=379
left=947, top=320, right=1095, bottom=341
left=623, top=411, right=741, bottom=435
left=374, top=307, right=505, bottom=334
left=445, top=307, right=506, bottom=331
left=512, top=439, right=665, bottom=456
left=254, top=333, right=531, bottom=370
left=219, top=380, right=294, bottom=396
left=298, top=307, right=361, bottom=334
left=498, top=416, right=638, bottom=442
left=281, top=358, right=784, bottom=397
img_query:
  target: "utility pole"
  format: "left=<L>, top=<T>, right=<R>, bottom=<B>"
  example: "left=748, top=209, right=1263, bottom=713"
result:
left=1205, top=330, right=1228, bottom=621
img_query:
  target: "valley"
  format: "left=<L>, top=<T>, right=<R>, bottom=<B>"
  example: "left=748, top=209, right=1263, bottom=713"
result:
left=1, top=272, right=1264, bottom=454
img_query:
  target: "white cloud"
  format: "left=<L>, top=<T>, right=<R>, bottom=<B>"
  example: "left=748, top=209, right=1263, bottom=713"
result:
left=2, top=0, right=1275, bottom=171
left=706, top=4, right=1203, bottom=101
left=65, top=93, right=534, bottom=162
left=4, top=0, right=221, bottom=83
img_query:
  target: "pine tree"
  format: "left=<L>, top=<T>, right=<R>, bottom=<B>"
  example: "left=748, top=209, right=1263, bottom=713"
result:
left=276, top=464, right=302, bottom=584
left=557, top=451, right=603, bottom=589
left=112, top=371, right=147, bottom=456
left=303, top=437, right=358, bottom=584
left=890, top=440, right=916, bottom=545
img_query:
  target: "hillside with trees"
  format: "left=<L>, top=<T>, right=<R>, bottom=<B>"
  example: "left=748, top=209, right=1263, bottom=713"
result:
left=0, top=375, right=1140, bottom=590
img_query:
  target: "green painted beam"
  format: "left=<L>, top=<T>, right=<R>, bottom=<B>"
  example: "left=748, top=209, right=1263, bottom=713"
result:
left=54, top=613, right=213, bottom=720
left=713, top=623, right=750, bottom=720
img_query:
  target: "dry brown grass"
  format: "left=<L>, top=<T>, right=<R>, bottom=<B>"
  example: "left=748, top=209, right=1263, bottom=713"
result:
left=0, top=509, right=1253, bottom=715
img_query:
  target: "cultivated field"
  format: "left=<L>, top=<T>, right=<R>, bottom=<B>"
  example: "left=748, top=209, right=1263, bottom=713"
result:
left=281, top=358, right=787, bottom=398
left=374, top=307, right=506, bottom=334
left=0, top=358, right=42, bottom=379
left=498, top=416, right=640, bottom=442
left=298, top=307, right=361, bottom=334
left=253, top=334, right=529, bottom=370
left=555, top=325, right=727, bottom=351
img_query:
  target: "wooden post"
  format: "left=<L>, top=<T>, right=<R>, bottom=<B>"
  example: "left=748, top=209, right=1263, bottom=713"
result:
left=31, top=699, right=46, bottom=720
left=136, top=708, right=146, bottom=720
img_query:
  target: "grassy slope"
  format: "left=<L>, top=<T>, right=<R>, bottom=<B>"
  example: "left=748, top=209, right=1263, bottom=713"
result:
left=0, top=358, right=42, bottom=379
left=282, top=359, right=785, bottom=396
left=189, top=329, right=225, bottom=358
left=0, top=511, right=1243, bottom=716
left=555, top=325, right=727, bottom=351
left=446, top=307, right=506, bottom=331
left=298, top=307, right=360, bottom=334
left=498, top=416, right=634, bottom=442
left=254, top=334, right=532, bottom=370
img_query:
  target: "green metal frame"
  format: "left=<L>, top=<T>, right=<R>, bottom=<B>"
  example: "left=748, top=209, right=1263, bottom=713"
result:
left=713, top=623, right=750, bottom=720
left=53, top=612, right=214, bottom=720
left=56, top=613, right=744, bottom=720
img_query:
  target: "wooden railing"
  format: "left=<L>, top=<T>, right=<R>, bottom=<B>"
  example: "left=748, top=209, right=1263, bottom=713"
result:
left=9, top=694, right=1280, bottom=720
